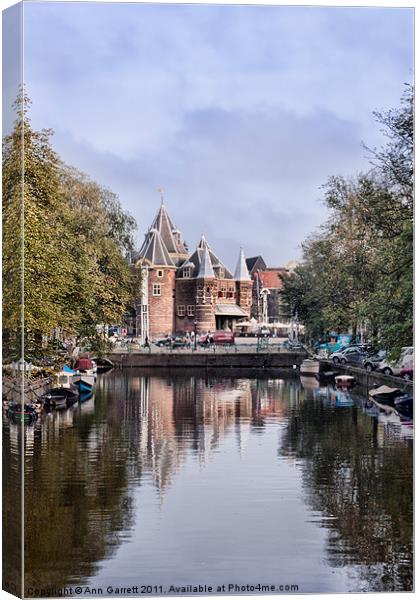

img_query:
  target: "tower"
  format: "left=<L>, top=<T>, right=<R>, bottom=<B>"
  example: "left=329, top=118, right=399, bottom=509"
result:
left=136, top=226, right=177, bottom=339
left=195, top=243, right=217, bottom=333
left=234, top=248, right=252, bottom=318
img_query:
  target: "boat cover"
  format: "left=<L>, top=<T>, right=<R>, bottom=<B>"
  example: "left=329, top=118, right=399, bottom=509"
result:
left=369, top=385, right=400, bottom=398
left=75, top=358, right=94, bottom=370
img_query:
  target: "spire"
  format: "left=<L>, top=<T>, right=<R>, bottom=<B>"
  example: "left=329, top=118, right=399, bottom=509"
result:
left=148, top=200, right=188, bottom=255
left=234, top=247, right=251, bottom=281
left=197, top=234, right=207, bottom=250
left=197, top=245, right=215, bottom=278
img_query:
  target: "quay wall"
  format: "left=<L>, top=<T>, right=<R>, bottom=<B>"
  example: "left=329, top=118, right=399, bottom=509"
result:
left=108, top=351, right=308, bottom=369
left=320, top=361, right=413, bottom=394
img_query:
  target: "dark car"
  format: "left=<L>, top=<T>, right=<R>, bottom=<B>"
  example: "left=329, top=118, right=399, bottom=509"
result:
left=363, top=350, right=387, bottom=372
left=154, top=336, right=188, bottom=348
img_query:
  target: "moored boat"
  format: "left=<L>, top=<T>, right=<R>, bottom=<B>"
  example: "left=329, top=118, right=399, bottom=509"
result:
left=335, top=374, right=355, bottom=389
left=7, top=402, right=38, bottom=424
left=41, top=366, right=79, bottom=410
left=369, top=385, right=403, bottom=406
left=300, top=358, right=320, bottom=376
left=73, top=357, right=97, bottom=392
left=394, top=395, right=413, bottom=420
left=41, top=387, right=79, bottom=410
left=92, top=357, right=113, bottom=372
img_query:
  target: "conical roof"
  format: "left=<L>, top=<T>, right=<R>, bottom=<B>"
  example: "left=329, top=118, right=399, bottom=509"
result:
left=149, top=202, right=188, bottom=255
left=138, top=228, right=174, bottom=267
left=197, top=244, right=215, bottom=278
left=178, top=235, right=233, bottom=279
left=234, top=248, right=251, bottom=281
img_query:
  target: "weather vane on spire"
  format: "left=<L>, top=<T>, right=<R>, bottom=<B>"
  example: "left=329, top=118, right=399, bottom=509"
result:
left=157, top=187, right=165, bottom=205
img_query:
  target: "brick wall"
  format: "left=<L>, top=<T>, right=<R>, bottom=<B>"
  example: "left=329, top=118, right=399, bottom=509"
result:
left=175, top=278, right=197, bottom=333
left=148, top=267, right=176, bottom=338
left=195, top=279, right=217, bottom=333
left=236, top=281, right=252, bottom=317
left=173, top=276, right=253, bottom=334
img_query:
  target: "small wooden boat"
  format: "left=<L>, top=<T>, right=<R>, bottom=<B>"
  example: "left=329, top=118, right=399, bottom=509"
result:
left=335, top=374, right=355, bottom=389
left=394, top=395, right=413, bottom=420
left=73, top=358, right=97, bottom=392
left=41, top=366, right=79, bottom=409
left=41, top=387, right=79, bottom=410
left=92, top=357, right=113, bottom=372
left=369, top=385, right=402, bottom=406
left=7, top=402, right=38, bottom=424
left=300, top=358, right=320, bottom=376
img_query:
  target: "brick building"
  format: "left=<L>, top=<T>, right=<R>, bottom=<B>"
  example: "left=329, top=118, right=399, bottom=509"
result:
left=135, top=201, right=252, bottom=340
left=246, top=256, right=292, bottom=323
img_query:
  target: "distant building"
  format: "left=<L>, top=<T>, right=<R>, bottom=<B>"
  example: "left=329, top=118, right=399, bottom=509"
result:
left=246, top=256, right=294, bottom=324
left=134, top=201, right=253, bottom=340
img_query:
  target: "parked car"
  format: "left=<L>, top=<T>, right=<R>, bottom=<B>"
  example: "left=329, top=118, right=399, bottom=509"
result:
left=363, top=349, right=387, bottom=372
left=212, top=330, right=235, bottom=345
left=154, top=336, right=188, bottom=348
left=400, top=366, right=413, bottom=381
left=378, top=346, right=413, bottom=377
left=330, top=345, right=372, bottom=366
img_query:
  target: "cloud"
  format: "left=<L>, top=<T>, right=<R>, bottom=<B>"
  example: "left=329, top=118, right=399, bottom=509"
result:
left=18, top=2, right=413, bottom=266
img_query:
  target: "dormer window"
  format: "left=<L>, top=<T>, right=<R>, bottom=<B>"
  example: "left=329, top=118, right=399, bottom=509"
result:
left=183, top=267, right=191, bottom=278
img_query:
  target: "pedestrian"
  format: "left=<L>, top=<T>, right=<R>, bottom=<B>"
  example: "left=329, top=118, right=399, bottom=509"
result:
left=144, top=335, right=150, bottom=349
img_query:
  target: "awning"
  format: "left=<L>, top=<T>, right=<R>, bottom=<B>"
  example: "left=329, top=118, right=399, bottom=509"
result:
left=215, top=304, right=249, bottom=317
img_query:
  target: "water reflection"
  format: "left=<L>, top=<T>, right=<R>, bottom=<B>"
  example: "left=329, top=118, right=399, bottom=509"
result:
left=3, top=370, right=413, bottom=594
left=284, top=380, right=413, bottom=591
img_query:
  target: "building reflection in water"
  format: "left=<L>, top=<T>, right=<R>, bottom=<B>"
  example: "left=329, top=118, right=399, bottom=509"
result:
left=2, top=370, right=413, bottom=593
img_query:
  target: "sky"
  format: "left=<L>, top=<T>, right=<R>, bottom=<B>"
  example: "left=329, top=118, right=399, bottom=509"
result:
left=3, top=2, right=414, bottom=267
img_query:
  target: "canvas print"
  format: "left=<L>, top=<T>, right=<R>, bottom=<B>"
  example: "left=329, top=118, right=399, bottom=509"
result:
left=2, top=1, right=414, bottom=597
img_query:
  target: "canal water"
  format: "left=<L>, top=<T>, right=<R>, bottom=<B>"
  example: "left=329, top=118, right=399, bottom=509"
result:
left=3, top=370, right=413, bottom=595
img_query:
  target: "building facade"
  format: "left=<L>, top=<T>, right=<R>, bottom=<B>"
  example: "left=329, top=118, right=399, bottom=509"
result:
left=135, top=202, right=252, bottom=340
left=246, top=256, right=294, bottom=324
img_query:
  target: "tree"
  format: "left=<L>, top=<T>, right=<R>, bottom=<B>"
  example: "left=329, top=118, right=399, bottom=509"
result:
left=281, top=86, right=413, bottom=355
left=2, top=91, right=140, bottom=359
left=3, top=91, right=74, bottom=357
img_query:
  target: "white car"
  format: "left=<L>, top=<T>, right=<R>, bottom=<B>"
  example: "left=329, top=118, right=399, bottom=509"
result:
left=378, top=346, right=413, bottom=376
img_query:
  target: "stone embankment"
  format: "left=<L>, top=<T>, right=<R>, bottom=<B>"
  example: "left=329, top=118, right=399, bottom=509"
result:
left=109, top=349, right=308, bottom=369
left=320, top=360, right=413, bottom=394
left=2, top=376, right=51, bottom=403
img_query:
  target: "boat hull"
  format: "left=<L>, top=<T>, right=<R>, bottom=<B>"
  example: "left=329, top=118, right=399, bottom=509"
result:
left=394, top=395, right=413, bottom=420
left=7, top=403, right=38, bottom=424
left=369, top=386, right=402, bottom=406
left=41, top=387, right=79, bottom=409
left=73, top=371, right=96, bottom=392
left=300, top=359, right=320, bottom=376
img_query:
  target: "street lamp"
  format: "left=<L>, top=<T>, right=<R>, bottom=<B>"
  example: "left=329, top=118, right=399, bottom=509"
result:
left=194, top=320, right=198, bottom=351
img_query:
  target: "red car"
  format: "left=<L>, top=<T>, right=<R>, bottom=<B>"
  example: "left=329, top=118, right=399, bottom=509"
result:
left=400, top=366, right=413, bottom=381
left=212, top=330, right=235, bottom=345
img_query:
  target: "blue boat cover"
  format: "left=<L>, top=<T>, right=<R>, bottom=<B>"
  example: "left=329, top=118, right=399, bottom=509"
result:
left=63, top=364, right=75, bottom=374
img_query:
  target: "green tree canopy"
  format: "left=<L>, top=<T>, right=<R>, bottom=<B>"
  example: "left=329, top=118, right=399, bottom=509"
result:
left=281, top=86, right=413, bottom=356
left=2, top=90, right=140, bottom=359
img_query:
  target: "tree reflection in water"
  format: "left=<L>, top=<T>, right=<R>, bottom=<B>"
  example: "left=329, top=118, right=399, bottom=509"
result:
left=280, top=384, right=413, bottom=591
